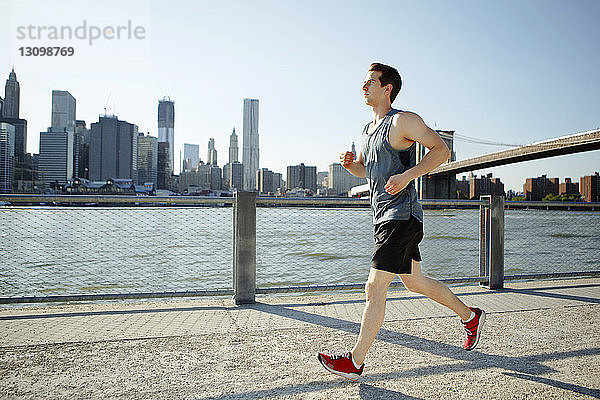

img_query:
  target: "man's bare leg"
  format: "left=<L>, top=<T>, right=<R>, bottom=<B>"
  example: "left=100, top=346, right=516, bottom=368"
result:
left=400, top=260, right=471, bottom=321
left=350, top=268, right=396, bottom=366
left=351, top=261, right=472, bottom=366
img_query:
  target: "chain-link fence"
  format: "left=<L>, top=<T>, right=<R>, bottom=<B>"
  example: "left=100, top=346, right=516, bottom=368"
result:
left=255, top=204, right=482, bottom=291
left=1, top=196, right=234, bottom=302
left=504, top=209, right=600, bottom=278
left=1, top=194, right=599, bottom=304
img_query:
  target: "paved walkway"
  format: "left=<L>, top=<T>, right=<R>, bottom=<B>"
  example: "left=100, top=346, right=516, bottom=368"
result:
left=1, top=278, right=599, bottom=399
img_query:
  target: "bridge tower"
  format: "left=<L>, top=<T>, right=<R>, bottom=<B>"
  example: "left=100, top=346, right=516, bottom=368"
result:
left=416, top=130, right=457, bottom=199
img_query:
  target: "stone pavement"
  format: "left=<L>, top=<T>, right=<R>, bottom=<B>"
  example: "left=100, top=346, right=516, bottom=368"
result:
left=1, top=277, right=599, bottom=399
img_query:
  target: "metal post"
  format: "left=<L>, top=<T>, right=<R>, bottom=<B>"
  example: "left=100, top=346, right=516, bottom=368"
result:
left=479, top=195, right=505, bottom=289
left=233, top=191, right=256, bottom=305
left=479, top=196, right=490, bottom=286
left=489, top=195, right=505, bottom=289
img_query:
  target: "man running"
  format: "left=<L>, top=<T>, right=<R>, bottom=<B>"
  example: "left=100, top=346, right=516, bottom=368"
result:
left=317, top=63, right=485, bottom=381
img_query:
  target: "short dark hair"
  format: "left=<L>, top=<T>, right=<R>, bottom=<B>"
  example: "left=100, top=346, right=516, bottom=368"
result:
left=368, top=63, right=402, bottom=103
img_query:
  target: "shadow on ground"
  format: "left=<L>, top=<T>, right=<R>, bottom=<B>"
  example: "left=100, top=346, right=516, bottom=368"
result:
left=197, top=300, right=600, bottom=400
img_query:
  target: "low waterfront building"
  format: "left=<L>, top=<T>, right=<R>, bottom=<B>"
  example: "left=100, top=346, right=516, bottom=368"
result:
left=456, top=175, right=470, bottom=199
left=523, top=174, right=559, bottom=201
left=559, top=178, right=580, bottom=196
left=469, top=172, right=504, bottom=199
left=64, top=178, right=154, bottom=195
left=580, top=172, right=599, bottom=202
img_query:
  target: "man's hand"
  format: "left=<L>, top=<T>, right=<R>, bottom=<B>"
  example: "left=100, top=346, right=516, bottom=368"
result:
left=384, top=173, right=413, bottom=195
left=340, top=151, right=355, bottom=169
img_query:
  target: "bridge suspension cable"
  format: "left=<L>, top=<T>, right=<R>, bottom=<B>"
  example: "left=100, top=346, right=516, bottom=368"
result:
left=437, top=131, right=522, bottom=147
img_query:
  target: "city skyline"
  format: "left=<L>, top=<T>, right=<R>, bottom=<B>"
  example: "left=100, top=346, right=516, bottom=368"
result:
left=2, top=0, right=599, bottom=192
left=2, top=70, right=599, bottom=196
left=1, top=68, right=598, bottom=197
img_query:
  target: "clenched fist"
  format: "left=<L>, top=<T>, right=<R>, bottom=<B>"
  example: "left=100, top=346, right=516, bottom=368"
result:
left=340, top=151, right=355, bottom=168
left=384, top=173, right=411, bottom=195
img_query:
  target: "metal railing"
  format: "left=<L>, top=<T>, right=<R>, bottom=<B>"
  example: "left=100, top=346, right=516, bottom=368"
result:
left=1, top=193, right=599, bottom=305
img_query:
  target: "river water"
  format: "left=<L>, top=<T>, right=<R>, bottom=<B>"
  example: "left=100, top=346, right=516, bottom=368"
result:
left=1, top=206, right=598, bottom=298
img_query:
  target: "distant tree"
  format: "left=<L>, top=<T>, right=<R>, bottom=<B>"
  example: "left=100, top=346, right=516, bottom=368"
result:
left=542, top=194, right=560, bottom=201
left=542, top=193, right=582, bottom=202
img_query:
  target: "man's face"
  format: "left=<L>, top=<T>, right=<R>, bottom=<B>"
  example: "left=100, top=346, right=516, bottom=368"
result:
left=362, top=70, right=389, bottom=106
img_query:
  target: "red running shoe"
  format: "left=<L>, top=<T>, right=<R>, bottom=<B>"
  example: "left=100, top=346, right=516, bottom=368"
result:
left=317, top=351, right=364, bottom=381
left=462, top=307, right=486, bottom=350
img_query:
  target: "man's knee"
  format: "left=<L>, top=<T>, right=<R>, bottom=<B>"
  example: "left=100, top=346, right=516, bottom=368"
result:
left=365, top=278, right=388, bottom=301
left=402, top=275, right=424, bottom=293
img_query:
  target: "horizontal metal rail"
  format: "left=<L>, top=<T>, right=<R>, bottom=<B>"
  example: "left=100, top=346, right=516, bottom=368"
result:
left=0, top=277, right=488, bottom=304
left=1, top=195, right=598, bottom=209
left=505, top=201, right=600, bottom=209
left=256, top=197, right=370, bottom=206
left=0, top=289, right=235, bottom=304
left=257, top=198, right=486, bottom=207
left=1, top=272, right=598, bottom=304
left=256, top=276, right=489, bottom=294
left=421, top=199, right=487, bottom=207
left=0, top=194, right=234, bottom=205
left=1, top=194, right=488, bottom=207
left=504, top=271, right=600, bottom=281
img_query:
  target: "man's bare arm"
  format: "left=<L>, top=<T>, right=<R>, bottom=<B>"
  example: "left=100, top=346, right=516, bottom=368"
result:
left=340, top=151, right=366, bottom=178
left=384, top=112, right=450, bottom=195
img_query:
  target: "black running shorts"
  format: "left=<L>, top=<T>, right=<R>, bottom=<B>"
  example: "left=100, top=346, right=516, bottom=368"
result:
left=371, top=216, right=423, bottom=275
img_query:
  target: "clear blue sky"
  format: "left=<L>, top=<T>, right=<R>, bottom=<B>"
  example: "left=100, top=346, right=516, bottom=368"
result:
left=1, top=0, right=598, bottom=191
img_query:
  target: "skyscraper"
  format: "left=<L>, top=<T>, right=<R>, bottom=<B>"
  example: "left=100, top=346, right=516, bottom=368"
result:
left=287, top=163, right=317, bottom=194
left=158, top=97, right=174, bottom=174
left=2, top=68, right=19, bottom=119
left=273, top=172, right=283, bottom=194
left=138, top=132, right=158, bottom=186
left=229, top=128, right=238, bottom=163
left=38, top=90, right=77, bottom=187
left=224, top=161, right=243, bottom=190
left=242, top=98, right=259, bottom=191
left=75, top=120, right=89, bottom=179
left=38, top=130, right=73, bottom=186
left=183, top=143, right=200, bottom=171
left=207, top=138, right=217, bottom=165
left=50, top=90, right=77, bottom=178
left=0, top=68, right=27, bottom=166
left=89, top=115, right=138, bottom=182
left=210, top=165, right=222, bottom=190
left=329, top=163, right=366, bottom=195
left=157, top=142, right=171, bottom=190
left=256, top=168, right=274, bottom=195
left=51, top=90, right=76, bottom=132
left=0, top=123, right=15, bottom=193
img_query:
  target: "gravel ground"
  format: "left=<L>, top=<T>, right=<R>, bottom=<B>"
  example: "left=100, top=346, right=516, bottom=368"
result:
left=1, top=304, right=599, bottom=399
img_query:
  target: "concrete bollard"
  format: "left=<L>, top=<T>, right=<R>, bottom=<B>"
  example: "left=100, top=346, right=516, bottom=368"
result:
left=233, top=191, right=256, bottom=305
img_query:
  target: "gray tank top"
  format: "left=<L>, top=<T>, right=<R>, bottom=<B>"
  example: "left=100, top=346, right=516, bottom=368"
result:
left=360, top=108, right=424, bottom=225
